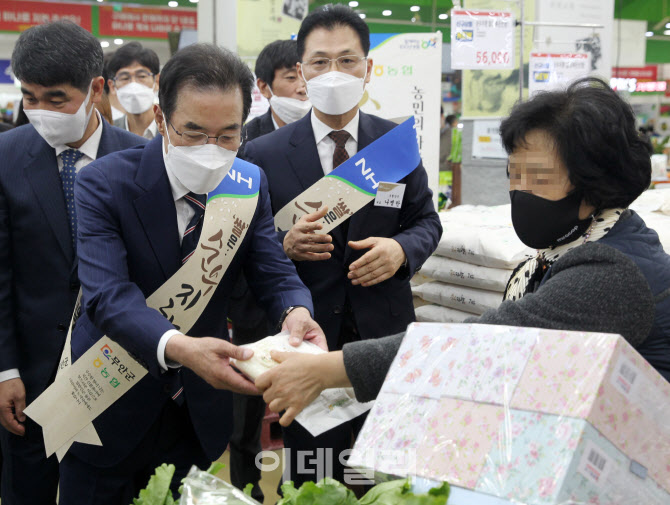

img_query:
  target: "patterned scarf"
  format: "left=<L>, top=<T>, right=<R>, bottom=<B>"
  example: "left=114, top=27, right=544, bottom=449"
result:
left=503, top=208, right=626, bottom=301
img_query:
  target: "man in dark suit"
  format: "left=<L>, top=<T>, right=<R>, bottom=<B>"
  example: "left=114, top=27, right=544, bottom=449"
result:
left=58, top=43, right=324, bottom=505
left=229, top=38, right=309, bottom=501
left=0, top=21, right=145, bottom=505
left=245, top=4, right=442, bottom=487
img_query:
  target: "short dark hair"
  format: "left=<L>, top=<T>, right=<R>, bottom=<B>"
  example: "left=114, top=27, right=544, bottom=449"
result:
left=107, top=42, right=160, bottom=78
left=12, top=21, right=103, bottom=93
left=158, top=44, right=254, bottom=124
left=446, top=114, right=457, bottom=126
left=255, top=40, right=300, bottom=88
left=500, top=77, right=652, bottom=209
left=297, top=4, right=370, bottom=59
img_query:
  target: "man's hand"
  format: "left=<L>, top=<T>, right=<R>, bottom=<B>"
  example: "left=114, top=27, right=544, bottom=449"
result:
left=347, top=237, right=406, bottom=287
left=0, top=378, right=26, bottom=436
left=282, top=307, right=328, bottom=351
left=283, top=207, right=334, bottom=261
left=165, top=335, right=259, bottom=395
left=256, top=350, right=349, bottom=426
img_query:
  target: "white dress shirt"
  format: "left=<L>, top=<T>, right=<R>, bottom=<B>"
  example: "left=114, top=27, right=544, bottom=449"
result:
left=311, top=111, right=359, bottom=174
left=155, top=140, right=205, bottom=371
left=0, top=112, right=104, bottom=384
left=124, top=116, right=158, bottom=140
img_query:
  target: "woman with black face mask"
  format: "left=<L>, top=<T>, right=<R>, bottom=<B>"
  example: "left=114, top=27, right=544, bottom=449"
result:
left=252, top=78, right=670, bottom=425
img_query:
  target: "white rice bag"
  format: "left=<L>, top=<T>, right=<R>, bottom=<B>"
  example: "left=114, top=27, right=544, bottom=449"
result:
left=415, top=304, right=474, bottom=323
left=419, top=256, right=512, bottom=292
left=412, top=281, right=503, bottom=315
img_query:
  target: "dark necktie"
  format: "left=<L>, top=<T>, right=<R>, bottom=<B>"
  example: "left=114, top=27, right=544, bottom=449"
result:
left=60, top=149, right=85, bottom=253
left=327, top=130, right=352, bottom=246
left=171, top=193, right=205, bottom=405
left=180, top=192, right=207, bottom=264
left=328, top=130, right=351, bottom=171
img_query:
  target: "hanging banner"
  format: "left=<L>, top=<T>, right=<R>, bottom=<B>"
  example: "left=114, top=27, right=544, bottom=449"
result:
left=359, top=32, right=442, bottom=205
left=529, top=53, right=591, bottom=97
left=98, top=6, right=196, bottom=39
left=0, top=0, right=92, bottom=32
left=535, top=0, right=614, bottom=80
left=461, top=0, right=535, bottom=119
left=451, top=9, right=515, bottom=70
left=471, top=120, right=506, bottom=159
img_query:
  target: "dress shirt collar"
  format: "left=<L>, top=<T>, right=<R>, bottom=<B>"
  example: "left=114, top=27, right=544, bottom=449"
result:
left=55, top=110, right=103, bottom=160
left=311, top=110, right=359, bottom=145
left=125, top=115, right=158, bottom=139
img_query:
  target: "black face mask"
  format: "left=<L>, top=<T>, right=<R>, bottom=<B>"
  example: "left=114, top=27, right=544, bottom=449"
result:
left=510, top=190, right=593, bottom=249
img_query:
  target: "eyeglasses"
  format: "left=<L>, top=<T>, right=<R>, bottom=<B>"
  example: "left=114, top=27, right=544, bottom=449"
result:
left=168, top=122, right=243, bottom=150
left=113, top=70, right=155, bottom=87
left=302, top=55, right=367, bottom=74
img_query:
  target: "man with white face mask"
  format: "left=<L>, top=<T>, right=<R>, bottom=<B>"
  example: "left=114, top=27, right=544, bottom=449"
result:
left=244, top=3, right=441, bottom=487
left=108, top=42, right=160, bottom=139
left=229, top=38, right=308, bottom=503
left=58, top=43, right=324, bottom=504
left=0, top=21, right=146, bottom=505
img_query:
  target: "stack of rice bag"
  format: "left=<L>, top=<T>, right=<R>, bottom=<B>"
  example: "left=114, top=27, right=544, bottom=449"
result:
left=413, top=205, right=533, bottom=323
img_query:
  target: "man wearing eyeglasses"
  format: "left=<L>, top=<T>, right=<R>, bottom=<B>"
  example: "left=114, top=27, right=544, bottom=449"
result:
left=58, top=44, right=324, bottom=504
left=107, top=42, right=160, bottom=139
left=245, top=3, right=441, bottom=488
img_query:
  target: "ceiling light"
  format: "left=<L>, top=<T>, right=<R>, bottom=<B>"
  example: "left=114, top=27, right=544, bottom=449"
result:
left=438, top=13, right=448, bottom=20
left=646, top=31, right=654, bottom=37
left=410, top=6, right=420, bottom=12
left=382, top=10, right=392, bottom=16
left=168, top=1, right=179, bottom=7
left=666, top=22, right=670, bottom=28
left=359, top=13, right=366, bottom=19
left=97, top=0, right=103, bottom=3
left=114, top=38, right=123, bottom=45
left=100, top=41, right=110, bottom=48
left=349, top=1, right=359, bottom=6
left=189, top=0, right=199, bottom=3
left=665, top=29, right=670, bottom=35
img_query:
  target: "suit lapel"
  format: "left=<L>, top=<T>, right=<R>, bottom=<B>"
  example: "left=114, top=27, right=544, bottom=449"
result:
left=24, top=132, right=73, bottom=263
left=344, top=112, right=378, bottom=262
left=260, top=110, right=275, bottom=136
left=286, top=112, right=326, bottom=193
left=133, top=136, right=181, bottom=279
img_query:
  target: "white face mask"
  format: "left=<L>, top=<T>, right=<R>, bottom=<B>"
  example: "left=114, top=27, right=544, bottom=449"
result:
left=164, top=124, right=237, bottom=195
left=269, top=90, right=311, bottom=124
left=116, top=81, right=156, bottom=114
left=303, top=67, right=367, bottom=115
left=24, top=83, right=94, bottom=148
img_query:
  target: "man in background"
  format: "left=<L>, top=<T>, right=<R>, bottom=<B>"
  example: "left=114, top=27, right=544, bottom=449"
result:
left=108, top=42, right=160, bottom=139
left=229, top=38, right=310, bottom=502
left=0, top=21, right=144, bottom=504
left=245, top=4, right=441, bottom=486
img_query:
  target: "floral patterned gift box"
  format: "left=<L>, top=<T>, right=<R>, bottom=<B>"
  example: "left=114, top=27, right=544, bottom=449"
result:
left=349, top=323, right=670, bottom=505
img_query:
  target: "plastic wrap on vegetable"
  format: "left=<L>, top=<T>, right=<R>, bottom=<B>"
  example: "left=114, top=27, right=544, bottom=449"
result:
left=179, top=466, right=262, bottom=505
left=349, top=323, right=670, bottom=505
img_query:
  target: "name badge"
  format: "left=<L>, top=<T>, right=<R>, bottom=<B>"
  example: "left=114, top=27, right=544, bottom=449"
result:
left=374, top=182, right=406, bottom=209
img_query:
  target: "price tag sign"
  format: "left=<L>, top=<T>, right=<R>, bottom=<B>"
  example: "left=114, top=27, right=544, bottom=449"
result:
left=529, top=53, right=591, bottom=97
left=374, top=182, right=406, bottom=209
left=451, top=9, right=515, bottom=70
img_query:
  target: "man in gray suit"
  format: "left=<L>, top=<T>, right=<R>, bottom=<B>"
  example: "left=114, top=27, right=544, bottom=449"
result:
left=108, top=42, right=160, bottom=139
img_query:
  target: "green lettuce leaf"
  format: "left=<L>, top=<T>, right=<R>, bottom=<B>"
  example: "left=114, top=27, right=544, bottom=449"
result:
left=360, top=479, right=450, bottom=505
left=243, top=483, right=254, bottom=496
left=131, top=463, right=176, bottom=505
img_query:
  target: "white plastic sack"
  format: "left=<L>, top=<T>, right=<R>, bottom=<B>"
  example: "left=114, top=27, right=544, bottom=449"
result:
left=415, top=304, right=473, bottom=323
left=631, top=189, right=670, bottom=216
left=420, top=256, right=512, bottom=293
left=412, top=281, right=503, bottom=315
left=231, top=332, right=372, bottom=437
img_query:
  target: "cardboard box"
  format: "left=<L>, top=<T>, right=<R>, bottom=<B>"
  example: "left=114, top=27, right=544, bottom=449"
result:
left=349, top=323, right=670, bottom=505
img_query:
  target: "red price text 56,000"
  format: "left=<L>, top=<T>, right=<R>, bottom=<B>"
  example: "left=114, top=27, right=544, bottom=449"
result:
left=476, top=51, right=510, bottom=65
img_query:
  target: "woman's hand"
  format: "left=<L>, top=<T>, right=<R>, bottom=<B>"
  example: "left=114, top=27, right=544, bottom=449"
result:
left=255, top=350, right=350, bottom=426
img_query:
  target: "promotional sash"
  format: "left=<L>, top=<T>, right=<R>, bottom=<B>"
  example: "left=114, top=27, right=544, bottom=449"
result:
left=274, top=117, right=421, bottom=233
left=25, top=159, right=260, bottom=459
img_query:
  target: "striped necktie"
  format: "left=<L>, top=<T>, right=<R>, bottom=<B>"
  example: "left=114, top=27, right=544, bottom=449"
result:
left=60, top=149, right=85, bottom=252
left=181, top=192, right=207, bottom=264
